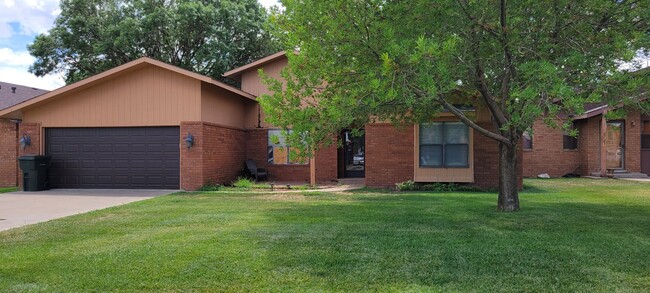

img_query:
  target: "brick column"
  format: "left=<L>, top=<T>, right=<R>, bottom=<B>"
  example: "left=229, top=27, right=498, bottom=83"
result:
left=180, top=121, right=203, bottom=191
left=17, top=123, right=41, bottom=190
left=0, top=119, right=18, bottom=187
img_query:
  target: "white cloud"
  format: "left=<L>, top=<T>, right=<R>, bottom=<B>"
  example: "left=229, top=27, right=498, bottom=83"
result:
left=0, top=0, right=59, bottom=37
left=0, top=47, right=63, bottom=90
left=0, top=48, right=34, bottom=66
left=0, top=66, right=63, bottom=90
left=0, top=22, right=11, bottom=38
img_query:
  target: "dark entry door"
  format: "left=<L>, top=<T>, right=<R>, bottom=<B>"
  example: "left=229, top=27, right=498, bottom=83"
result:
left=341, top=130, right=365, bottom=178
left=46, top=127, right=180, bottom=189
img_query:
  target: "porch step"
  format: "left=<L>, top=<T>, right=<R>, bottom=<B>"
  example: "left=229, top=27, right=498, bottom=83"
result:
left=612, top=172, right=649, bottom=179
left=590, top=170, right=649, bottom=178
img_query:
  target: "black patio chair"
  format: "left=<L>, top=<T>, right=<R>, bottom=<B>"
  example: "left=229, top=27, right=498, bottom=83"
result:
left=246, top=159, right=268, bottom=181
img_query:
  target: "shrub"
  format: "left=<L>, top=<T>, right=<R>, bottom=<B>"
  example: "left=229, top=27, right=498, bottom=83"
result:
left=395, top=180, right=418, bottom=191
left=198, top=182, right=221, bottom=191
left=233, top=177, right=253, bottom=188
left=395, top=181, right=484, bottom=192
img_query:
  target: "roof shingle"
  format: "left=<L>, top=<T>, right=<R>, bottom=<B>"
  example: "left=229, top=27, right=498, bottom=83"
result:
left=0, top=81, right=48, bottom=111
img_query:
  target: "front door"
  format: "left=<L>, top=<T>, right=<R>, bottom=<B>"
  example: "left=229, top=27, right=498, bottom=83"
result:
left=341, top=130, right=365, bottom=178
left=605, top=121, right=625, bottom=170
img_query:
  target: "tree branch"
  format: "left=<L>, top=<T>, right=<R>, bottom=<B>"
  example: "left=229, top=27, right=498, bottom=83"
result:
left=410, top=85, right=513, bottom=146
left=437, top=94, right=513, bottom=146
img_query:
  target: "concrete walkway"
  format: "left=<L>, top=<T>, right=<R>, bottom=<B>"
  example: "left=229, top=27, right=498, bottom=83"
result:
left=0, top=189, right=175, bottom=232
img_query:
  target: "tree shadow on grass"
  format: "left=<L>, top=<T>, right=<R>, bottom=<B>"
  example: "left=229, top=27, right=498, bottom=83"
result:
left=248, top=194, right=650, bottom=292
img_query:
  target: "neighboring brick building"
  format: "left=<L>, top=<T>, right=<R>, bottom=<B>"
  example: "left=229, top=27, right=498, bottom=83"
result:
left=523, top=105, right=648, bottom=178
left=0, top=82, right=48, bottom=188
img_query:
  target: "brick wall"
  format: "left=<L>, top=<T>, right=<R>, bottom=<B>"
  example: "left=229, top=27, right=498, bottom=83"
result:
left=0, top=119, right=17, bottom=187
left=473, top=122, right=502, bottom=188
left=17, top=123, right=41, bottom=190
left=180, top=121, right=203, bottom=191
left=473, top=122, right=523, bottom=189
left=365, top=124, right=414, bottom=188
left=523, top=119, right=582, bottom=177
left=315, top=142, right=338, bottom=183
left=202, top=123, right=247, bottom=185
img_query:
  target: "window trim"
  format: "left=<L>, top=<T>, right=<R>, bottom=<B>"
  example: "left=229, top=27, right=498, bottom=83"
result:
left=268, top=129, right=307, bottom=165
left=419, top=122, right=470, bottom=168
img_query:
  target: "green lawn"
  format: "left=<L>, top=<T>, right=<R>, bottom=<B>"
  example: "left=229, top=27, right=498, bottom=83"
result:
left=0, top=187, right=17, bottom=194
left=1, top=179, right=649, bottom=292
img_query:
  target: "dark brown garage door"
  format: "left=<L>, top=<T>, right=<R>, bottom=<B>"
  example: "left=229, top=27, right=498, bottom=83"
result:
left=46, top=127, right=180, bottom=189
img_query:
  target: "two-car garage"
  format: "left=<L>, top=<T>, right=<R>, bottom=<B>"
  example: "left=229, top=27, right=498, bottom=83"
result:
left=45, top=127, right=180, bottom=189
left=0, top=57, right=258, bottom=191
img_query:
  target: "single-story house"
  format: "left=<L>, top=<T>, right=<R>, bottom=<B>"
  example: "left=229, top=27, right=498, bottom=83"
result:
left=0, top=82, right=48, bottom=187
left=0, top=52, right=519, bottom=190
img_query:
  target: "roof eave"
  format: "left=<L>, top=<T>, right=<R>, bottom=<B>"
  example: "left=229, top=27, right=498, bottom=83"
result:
left=223, top=51, right=288, bottom=79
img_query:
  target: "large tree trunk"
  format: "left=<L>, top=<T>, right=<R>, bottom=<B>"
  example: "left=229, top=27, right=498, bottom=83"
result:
left=498, top=142, right=520, bottom=211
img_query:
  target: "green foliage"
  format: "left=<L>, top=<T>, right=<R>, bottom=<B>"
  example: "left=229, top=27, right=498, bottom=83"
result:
left=261, top=0, right=649, bottom=206
left=395, top=180, right=483, bottom=192
left=262, top=0, right=649, bottom=149
left=232, top=177, right=253, bottom=188
left=28, top=0, right=281, bottom=84
left=197, top=182, right=221, bottom=192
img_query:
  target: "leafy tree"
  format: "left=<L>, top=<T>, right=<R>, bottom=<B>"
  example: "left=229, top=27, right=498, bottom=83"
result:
left=29, top=0, right=280, bottom=84
left=260, top=0, right=650, bottom=211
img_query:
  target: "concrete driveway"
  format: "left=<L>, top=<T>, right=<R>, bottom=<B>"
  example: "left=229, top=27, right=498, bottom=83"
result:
left=0, top=189, right=176, bottom=232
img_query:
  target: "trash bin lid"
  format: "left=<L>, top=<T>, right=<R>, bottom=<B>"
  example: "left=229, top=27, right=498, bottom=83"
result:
left=18, top=155, right=51, bottom=161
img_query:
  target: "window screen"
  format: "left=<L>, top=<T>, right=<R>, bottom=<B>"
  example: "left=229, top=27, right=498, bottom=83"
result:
left=419, top=122, right=470, bottom=168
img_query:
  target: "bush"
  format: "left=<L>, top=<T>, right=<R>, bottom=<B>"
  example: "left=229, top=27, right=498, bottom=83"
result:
left=395, top=180, right=483, bottom=192
left=198, top=182, right=221, bottom=191
left=395, top=180, right=418, bottom=191
left=233, top=177, right=254, bottom=188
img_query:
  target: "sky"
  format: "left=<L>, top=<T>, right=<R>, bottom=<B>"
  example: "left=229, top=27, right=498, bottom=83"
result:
left=0, top=0, right=281, bottom=90
left=0, top=0, right=646, bottom=91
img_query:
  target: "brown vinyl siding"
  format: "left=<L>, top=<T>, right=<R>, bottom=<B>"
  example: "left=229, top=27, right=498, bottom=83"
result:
left=23, top=66, right=202, bottom=127
left=240, top=57, right=288, bottom=97
left=200, top=83, right=250, bottom=129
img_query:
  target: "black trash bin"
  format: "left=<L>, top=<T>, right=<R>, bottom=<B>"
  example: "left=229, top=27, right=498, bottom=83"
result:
left=18, top=155, right=51, bottom=191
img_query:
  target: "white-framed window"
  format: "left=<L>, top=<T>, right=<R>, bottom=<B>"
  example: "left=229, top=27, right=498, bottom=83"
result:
left=268, top=130, right=306, bottom=165
left=419, top=122, right=470, bottom=168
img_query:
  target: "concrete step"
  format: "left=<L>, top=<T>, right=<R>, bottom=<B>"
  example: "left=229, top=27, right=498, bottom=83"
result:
left=612, top=172, right=649, bottom=179
left=590, top=170, right=649, bottom=178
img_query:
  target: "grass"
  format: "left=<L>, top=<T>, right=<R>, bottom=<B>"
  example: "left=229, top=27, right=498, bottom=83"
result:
left=0, top=187, right=17, bottom=194
left=1, top=179, right=649, bottom=292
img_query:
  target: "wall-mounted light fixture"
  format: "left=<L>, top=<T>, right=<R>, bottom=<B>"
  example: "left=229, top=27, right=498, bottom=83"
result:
left=184, top=133, right=195, bottom=149
left=19, top=134, right=31, bottom=149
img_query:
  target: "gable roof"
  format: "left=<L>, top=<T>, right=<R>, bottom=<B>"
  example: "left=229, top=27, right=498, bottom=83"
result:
left=0, top=81, right=48, bottom=110
left=223, top=51, right=288, bottom=80
left=0, top=57, right=256, bottom=118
